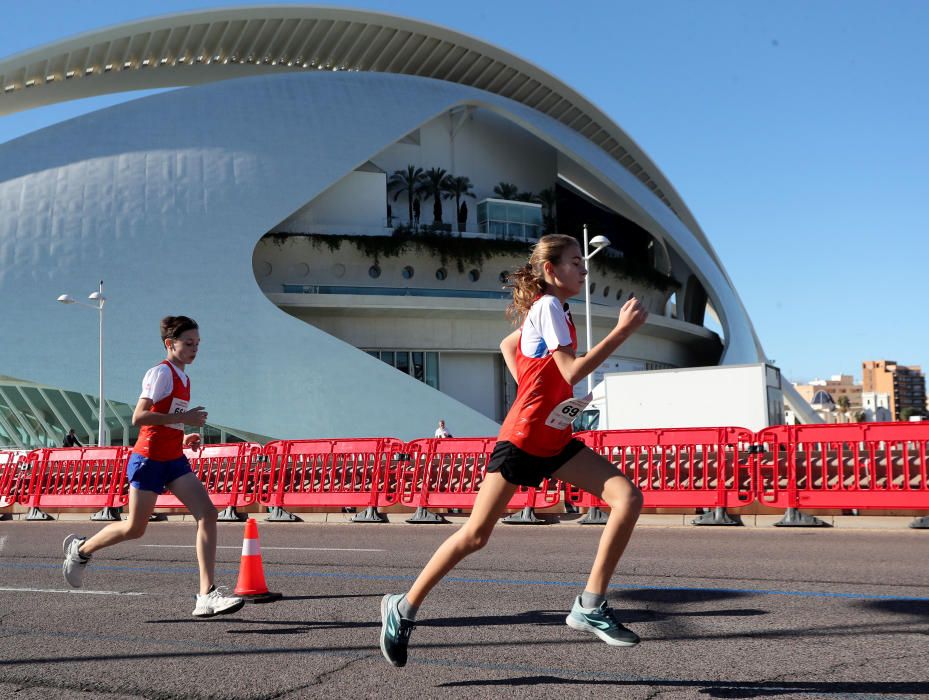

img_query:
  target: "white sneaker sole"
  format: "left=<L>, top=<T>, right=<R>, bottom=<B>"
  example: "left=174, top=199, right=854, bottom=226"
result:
left=379, top=594, right=394, bottom=665
left=192, top=597, right=245, bottom=618
left=565, top=615, right=639, bottom=646
left=61, top=534, right=84, bottom=589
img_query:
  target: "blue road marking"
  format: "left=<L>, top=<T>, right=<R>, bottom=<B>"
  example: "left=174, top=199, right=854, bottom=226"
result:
left=1, top=560, right=927, bottom=602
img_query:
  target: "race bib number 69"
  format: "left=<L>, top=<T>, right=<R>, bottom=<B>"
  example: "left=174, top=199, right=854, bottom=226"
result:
left=166, top=397, right=189, bottom=431
left=544, top=394, right=592, bottom=430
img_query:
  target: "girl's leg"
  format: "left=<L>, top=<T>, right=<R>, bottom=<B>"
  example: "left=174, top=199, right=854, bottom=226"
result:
left=406, top=471, right=518, bottom=607
left=166, top=472, right=218, bottom=595
left=552, top=447, right=643, bottom=595
left=80, top=487, right=159, bottom=555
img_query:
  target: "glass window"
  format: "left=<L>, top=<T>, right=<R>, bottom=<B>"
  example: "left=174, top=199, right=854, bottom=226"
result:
left=412, top=352, right=425, bottom=382
left=425, top=353, right=439, bottom=389
left=368, top=265, right=381, bottom=279
left=366, top=350, right=379, bottom=359
left=489, top=202, right=506, bottom=219
left=507, top=222, right=523, bottom=239
left=468, top=269, right=480, bottom=282
left=402, top=266, right=414, bottom=279
left=380, top=351, right=394, bottom=367
left=435, top=268, right=447, bottom=280
left=395, top=351, right=410, bottom=375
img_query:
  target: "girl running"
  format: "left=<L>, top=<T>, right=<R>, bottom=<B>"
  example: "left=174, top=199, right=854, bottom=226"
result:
left=62, top=315, right=244, bottom=618
left=380, top=234, right=647, bottom=667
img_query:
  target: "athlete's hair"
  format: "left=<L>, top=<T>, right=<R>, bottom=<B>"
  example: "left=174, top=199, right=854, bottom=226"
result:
left=161, top=315, right=199, bottom=341
left=505, top=234, right=580, bottom=322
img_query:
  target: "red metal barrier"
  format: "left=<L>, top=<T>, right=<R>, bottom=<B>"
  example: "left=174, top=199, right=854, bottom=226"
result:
left=400, top=437, right=564, bottom=514
left=567, top=427, right=756, bottom=510
left=156, top=442, right=261, bottom=510
left=21, top=446, right=129, bottom=512
left=0, top=451, right=24, bottom=508
left=757, top=422, right=929, bottom=510
left=260, top=438, right=404, bottom=511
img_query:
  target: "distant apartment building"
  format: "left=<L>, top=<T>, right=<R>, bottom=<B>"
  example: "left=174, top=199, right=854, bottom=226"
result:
left=862, top=360, right=928, bottom=420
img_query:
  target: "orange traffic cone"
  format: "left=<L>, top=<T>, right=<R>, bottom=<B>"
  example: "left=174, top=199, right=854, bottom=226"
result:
left=234, top=518, right=281, bottom=603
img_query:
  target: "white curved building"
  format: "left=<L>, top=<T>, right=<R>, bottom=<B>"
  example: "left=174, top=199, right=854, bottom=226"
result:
left=0, top=6, right=814, bottom=448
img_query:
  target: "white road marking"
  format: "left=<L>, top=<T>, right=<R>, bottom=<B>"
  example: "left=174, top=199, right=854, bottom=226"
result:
left=0, top=586, right=144, bottom=596
left=0, top=535, right=7, bottom=553
left=141, top=544, right=385, bottom=552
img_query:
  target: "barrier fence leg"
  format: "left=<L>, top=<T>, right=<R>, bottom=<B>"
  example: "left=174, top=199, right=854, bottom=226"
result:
left=908, top=516, right=929, bottom=529
left=351, top=506, right=387, bottom=523
left=26, top=507, right=52, bottom=521
left=578, top=506, right=609, bottom=525
left=91, top=507, right=122, bottom=521
left=218, top=506, right=244, bottom=522
left=406, top=507, right=448, bottom=524
left=265, top=506, right=301, bottom=522
left=774, top=507, right=828, bottom=527
left=692, top=507, right=742, bottom=526
left=502, top=507, right=544, bottom=524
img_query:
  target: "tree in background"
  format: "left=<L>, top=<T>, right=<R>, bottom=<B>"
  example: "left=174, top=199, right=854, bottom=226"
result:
left=388, top=165, right=424, bottom=226
left=443, top=175, right=476, bottom=233
left=493, top=182, right=519, bottom=200
left=538, top=186, right=557, bottom=234
left=418, top=167, right=449, bottom=224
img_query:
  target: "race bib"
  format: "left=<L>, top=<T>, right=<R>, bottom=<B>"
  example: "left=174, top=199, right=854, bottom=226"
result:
left=166, top=397, right=189, bottom=431
left=544, top=393, right=592, bottom=430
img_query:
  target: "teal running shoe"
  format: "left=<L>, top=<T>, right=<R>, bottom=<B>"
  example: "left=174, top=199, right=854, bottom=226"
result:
left=380, top=594, right=415, bottom=667
left=565, top=595, right=640, bottom=646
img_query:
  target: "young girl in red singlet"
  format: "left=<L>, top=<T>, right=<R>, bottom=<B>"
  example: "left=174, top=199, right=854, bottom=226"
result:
left=61, top=316, right=244, bottom=618
left=380, top=234, right=648, bottom=666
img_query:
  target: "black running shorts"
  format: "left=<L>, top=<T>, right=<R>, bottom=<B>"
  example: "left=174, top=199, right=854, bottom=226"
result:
left=486, top=439, right=586, bottom=487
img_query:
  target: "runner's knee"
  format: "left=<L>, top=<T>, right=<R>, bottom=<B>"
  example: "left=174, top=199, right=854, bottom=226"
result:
left=124, top=521, right=148, bottom=539
left=458, top=527, right=492, bottom=553
left=604, top=482, right=643, bottom=515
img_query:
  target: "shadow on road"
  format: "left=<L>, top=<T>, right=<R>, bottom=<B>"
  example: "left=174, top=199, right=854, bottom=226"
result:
left=437, top=674, right=929, bottom=697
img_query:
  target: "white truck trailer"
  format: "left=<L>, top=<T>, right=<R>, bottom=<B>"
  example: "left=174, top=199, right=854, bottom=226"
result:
left=577, top=363, right=786, bottom=433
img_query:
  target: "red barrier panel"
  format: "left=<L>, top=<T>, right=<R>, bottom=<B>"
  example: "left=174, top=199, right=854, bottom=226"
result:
left=22, top=446, right=129, bottom=511
left=757, top=422, right=929, bottom=510
left=259, top=438, right=404, bottom=510
left=567, top=427, right=756, bottom=510
left=156, top=442, right=261, bottom=510
left=400, top=437, right=563, bottom=513
left=0, top=451, right=25, bottom=508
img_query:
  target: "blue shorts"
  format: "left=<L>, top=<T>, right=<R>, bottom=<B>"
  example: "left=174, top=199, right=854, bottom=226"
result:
left=126, top=453, right=193, bottom=494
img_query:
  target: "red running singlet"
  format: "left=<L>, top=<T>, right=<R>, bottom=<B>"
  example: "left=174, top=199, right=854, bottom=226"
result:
left=133, top=361, right=190, bottom=461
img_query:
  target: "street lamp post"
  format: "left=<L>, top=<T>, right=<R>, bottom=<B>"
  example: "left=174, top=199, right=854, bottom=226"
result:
left=57, top=280, right=106, bottom=446
left=582, top=225, right=611, bottom=394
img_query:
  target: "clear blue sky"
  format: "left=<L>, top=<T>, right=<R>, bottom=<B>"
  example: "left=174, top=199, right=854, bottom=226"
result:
left=2, top=1, right=926, bottom=384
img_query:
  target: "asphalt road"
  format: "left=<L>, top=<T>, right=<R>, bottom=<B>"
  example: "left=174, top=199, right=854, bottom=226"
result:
left=0, top=520, right=927, bottom=699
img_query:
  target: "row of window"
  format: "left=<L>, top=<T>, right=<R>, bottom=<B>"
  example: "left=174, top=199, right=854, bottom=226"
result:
left=370, top=265, right=504, bottom=284
left=366, top=350, right=439, bottom=389
left=588, top=282, right=631, bottom=301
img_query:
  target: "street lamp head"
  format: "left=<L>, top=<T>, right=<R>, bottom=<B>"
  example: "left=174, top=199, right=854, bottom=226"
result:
left=584, top=235, right=611, bottom=260
left=88, top=291, right=106, bottom=302
left=57, top=294, right=76, bottom=304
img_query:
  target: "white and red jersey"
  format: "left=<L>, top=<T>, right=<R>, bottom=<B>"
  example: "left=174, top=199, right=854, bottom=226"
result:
left=133, top=360, right=190, bottom=461
left=498, top=295, right=579, bottom=457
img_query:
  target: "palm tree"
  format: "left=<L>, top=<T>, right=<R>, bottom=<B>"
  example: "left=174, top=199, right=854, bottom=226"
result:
left=418, top=167, right=449, bottom=224
left=515, top=191, right=539, bottom=203
left=493, top=182, right=519, bottom=200
left=387, top=165, right=424, bottom=226
left=836, top=395, right=851, bottom=423
left=443, top=175, right=476, bottom=232
left=538, top=186, right=557, bottom=234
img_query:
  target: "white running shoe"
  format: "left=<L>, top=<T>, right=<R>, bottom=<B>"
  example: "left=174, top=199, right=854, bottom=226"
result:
left=62, top=534, right=89, bottom=588
left=192, top=586, right=245, bottom=618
